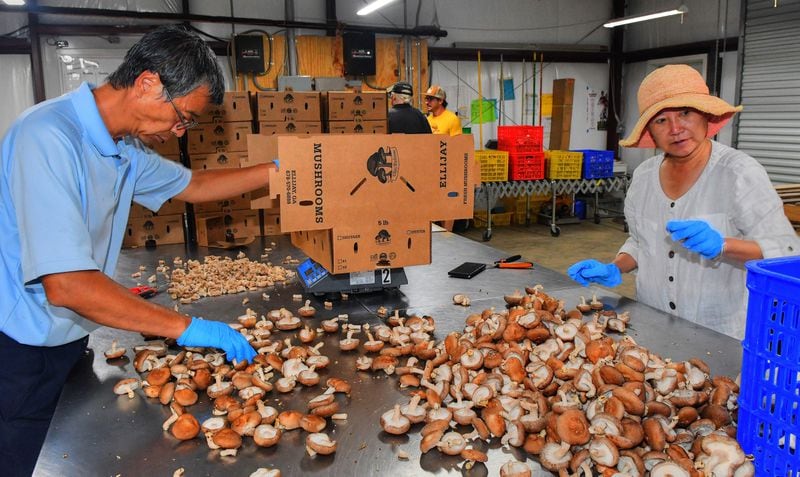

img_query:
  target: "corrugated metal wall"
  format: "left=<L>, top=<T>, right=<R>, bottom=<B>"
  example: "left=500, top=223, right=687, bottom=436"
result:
left=736, top=0, right=800, bottom=184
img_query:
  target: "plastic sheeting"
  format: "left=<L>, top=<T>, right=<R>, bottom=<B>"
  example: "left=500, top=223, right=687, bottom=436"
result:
left=0, top=55, right=34, bottom=140
left=39, top=0, right=179, bottom=13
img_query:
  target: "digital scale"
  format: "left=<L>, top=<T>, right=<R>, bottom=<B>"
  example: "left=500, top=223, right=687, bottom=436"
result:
left=297, top=258, right=408, bottom=295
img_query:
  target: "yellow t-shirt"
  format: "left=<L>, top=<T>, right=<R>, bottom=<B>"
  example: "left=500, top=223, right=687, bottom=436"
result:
left=427, top=109, right=462, bottom=136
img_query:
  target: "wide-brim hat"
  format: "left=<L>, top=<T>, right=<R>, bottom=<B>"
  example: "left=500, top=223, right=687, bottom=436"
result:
left=620, top=64, right=743, bottom=148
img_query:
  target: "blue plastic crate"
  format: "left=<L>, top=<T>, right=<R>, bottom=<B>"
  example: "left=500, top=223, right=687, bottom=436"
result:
left=738, top=256, right=800, bottom=477
left=575, top=149, right=614, bottom=179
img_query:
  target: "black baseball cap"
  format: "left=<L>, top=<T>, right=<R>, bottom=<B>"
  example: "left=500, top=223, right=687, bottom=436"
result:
left=388, top=81, right=413, bottom=96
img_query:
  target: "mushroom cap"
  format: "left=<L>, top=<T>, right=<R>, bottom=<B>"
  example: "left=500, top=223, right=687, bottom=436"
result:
left=201, top=416, right=227, bottom=434
left=300, top=414, right=327, bottom=433
left=306, top=432, right=337, bottom=455
left=556, top=409, right=591, bottom=445
left=539, top=442, right=572, bottom=471
left=649, top=461, right=691, bottom=477
left=173, top=387, right=198, bottom=406
left=253, top=424, right=281, bottom=447
left=113, top=378, right=140, bottom=395
left=171, top=413, right=200, bottom=440
left=500, top=459, right=534, bottom=477
left=588, top=435, right=620, bottom=467
left=213, top=428, right=243, bottom=449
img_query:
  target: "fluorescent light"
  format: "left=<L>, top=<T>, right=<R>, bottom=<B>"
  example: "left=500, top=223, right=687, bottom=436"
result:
left=357, top=0, right=396, bottom=16
left=2, top=0, right=27, bottom=5
left=604, top=5, right=688, bottom=28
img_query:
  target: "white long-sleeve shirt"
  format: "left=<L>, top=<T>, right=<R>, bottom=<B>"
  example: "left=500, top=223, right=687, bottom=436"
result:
left=619, top=140, right=800, bottom=340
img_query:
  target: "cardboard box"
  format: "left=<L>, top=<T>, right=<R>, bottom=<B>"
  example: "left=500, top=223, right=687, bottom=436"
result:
left=291, top=220, right=430, bottom=273
left=247, top=133, right=477, bottom=273
left=195, top=210, right=261, bottom=246
left=256, top=91, right=321, bottom=122
left=187, top=122, right=252, bottom=154
left=123, top=214, right=185, bottom=248
left=262, top=211, right=283, bottom=236
left=549, top=105, right=573, bottom=150
left=150, top=137, right=181, bottom=156
left=328, top=120, right=387, bottom=134
left=325, top=91, right=387, bottom=121
left=193, top=193, right=251, bottom=214
left=259, top=121, right=323, bottom=135
left=190, top=152, right=247, bottom=170
left=129, top=198, right=186, bottom=218
left=553, top=78, right=575, bottom=106
left=197, top=91, right=252, bottom=123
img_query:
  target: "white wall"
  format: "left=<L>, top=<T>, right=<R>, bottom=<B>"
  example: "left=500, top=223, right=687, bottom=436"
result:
left=431, top=60, right=609, bottom=151
left=623, top=0, right=741, bottom=51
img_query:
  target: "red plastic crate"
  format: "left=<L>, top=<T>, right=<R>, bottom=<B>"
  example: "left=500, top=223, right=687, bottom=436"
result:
left=498, top=126, right=544, bottom=154
left=508, top=152, right=545, bottom=181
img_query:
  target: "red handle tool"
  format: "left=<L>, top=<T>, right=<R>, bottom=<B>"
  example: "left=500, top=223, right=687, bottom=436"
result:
left=129, top=286, right=158, bottom=298
left=494, top=255, right=534, bottom=269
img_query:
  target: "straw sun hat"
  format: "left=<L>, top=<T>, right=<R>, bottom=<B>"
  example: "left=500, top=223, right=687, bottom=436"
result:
left=619, top=64, right=743, bottom=148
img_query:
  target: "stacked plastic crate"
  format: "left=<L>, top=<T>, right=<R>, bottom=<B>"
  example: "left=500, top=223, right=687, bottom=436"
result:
left=497, top=126, right=545, bottom=181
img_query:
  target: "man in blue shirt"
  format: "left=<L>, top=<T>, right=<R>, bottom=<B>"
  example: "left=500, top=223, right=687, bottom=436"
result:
left=0, top=26, right=268, bottom=476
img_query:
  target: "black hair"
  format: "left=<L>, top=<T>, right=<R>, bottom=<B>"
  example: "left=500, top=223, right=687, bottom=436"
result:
left=107, top=25, right=224, bottom=105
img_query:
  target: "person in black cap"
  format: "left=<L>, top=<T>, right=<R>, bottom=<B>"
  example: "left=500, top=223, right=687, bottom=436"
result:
left=387, top=81, right=431, bottom=134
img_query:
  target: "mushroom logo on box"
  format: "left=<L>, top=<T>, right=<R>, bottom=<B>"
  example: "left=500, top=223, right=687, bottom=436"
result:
left=375, top=229, right=391, bottom=244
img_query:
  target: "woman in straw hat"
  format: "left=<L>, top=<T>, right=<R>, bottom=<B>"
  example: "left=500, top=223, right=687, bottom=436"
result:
left=567, top=64, right=799, bottom=340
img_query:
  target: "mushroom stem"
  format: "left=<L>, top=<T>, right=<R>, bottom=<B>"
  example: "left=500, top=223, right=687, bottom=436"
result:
left=162, top=406, right=179, bottom=431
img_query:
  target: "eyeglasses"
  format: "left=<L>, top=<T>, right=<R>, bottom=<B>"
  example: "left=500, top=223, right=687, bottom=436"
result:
left=163, top=88, right=199, bottom=131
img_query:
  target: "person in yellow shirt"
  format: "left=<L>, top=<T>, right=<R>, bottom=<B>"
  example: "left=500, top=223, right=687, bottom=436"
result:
left=425, top=85, right=462, bottom=136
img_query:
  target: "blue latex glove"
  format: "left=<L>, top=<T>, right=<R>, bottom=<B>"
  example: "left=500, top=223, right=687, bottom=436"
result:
left=666, top=219, right=724, bottom=259
left=272, top=159, right=280, bottom=170
left=177, top=317, right=256, bottom=364
left=567, top=259, right=622, bottom=287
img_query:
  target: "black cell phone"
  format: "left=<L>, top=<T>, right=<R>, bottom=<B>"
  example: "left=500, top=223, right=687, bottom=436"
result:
left=448, top=262, right=487, bottom=279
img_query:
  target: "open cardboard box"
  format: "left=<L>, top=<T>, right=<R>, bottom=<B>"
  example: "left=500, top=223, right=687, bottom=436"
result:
left=246, top=134, right=476, bottom=273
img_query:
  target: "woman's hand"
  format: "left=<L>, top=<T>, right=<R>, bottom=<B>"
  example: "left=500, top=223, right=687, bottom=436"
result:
left=666, top=219, right=724, bottom=259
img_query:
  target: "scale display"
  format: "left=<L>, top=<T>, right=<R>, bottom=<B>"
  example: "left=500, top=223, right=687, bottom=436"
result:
left=297, top=258, right=329, bottom=288
left=296, top=259, right=407, bottom=295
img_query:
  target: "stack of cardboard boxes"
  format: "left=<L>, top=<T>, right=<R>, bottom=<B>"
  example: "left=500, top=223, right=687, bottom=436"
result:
left=549, top=78, right=575, bottom=150
left=324, top=91, right=387, bottom=134
left=124, top=197, right=187, bottom=248
left=123, top=136, right=186, bottom=247
left=256, top=91, right=322, bottom=135
left=188, top=92, right=261, bottom=246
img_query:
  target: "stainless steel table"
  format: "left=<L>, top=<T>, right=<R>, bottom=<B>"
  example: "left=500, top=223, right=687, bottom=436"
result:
left=34, top=231, right=742, bottom=477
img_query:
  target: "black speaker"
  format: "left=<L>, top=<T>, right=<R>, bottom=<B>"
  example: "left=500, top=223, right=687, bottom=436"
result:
left=343, top=31, right=376, bottom=76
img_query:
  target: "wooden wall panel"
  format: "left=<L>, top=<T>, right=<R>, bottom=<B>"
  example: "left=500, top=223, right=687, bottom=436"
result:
left=296, top=35, right=344, bottom=78
left=292, top=35, right=428, bottom=98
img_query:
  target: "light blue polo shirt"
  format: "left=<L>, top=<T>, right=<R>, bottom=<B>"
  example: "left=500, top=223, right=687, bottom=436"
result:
left=0, top=82, right=191, bottom=346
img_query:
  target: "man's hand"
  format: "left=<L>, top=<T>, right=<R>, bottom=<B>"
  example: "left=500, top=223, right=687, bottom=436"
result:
left=177, top=317, right=256, bottom=363
left=567, top=259, right=622, bottom=287
left=666, top=219, right=724, bottom=260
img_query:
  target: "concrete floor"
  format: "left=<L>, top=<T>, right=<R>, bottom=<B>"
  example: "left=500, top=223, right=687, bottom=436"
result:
left=458, top=217, right=637, bottom=299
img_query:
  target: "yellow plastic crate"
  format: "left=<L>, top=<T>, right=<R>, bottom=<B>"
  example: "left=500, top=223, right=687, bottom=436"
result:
left=476, top=150, right=509, bottom=182
left=473, top=211, right=513, bottom=227
left=546, top=150, right=582, bottom=180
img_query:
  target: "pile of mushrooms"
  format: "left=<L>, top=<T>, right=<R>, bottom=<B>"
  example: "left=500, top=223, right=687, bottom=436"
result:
left=360, top=285, right=752, bottom=476
left=112, top=301, right=348, bottom=463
